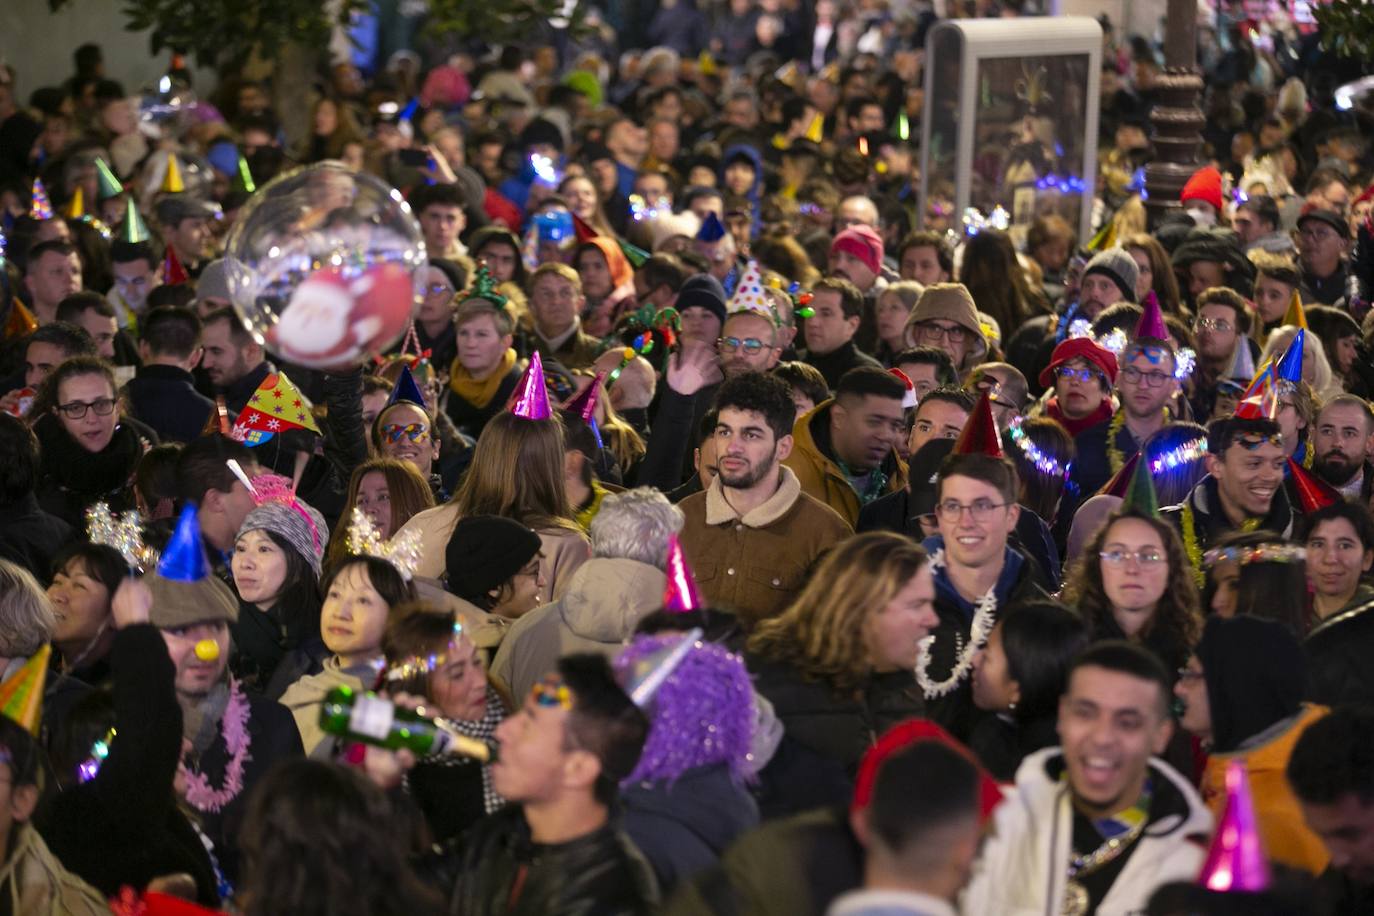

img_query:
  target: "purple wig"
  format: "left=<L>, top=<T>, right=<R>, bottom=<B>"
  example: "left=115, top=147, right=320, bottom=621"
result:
left=614, top=633, right=755, bottom=786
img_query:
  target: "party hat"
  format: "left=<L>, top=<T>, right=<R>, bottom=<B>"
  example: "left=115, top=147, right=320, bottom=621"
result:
left=565, top=371, right=605, bottom=423
left=571, top=212, right=598, bottom=244
left=698, top=49, right=719, bottom=77
left=1282, top=290, right=1307, bottom=330
left=1274, top=329, right=1304, bottom=385
left=1287, top=458, right=1340, bottom=513
left=466, top=261, right=508, bottom=308
left=230, top=371, right=321, bottom=445
left=0, top=644, right=50, bottom=735
left=95, top=158, right=125, bottom=199
left=952, top=392, right=1003, bottom=458
left=726, top=260, right=773, bottom=318
left=1085, top=218, right=1116, bottom=253
left=1133, top=291, right=1169, bottom=343
left=65, top=185, right=86, bottom=220
left=1099, top=451, right=1141, bottom=499
left=510, top=351, right=552, bottom=420
left=890, top=368, right=918, bottom=409
left=1233, top=390, right=1278, bottom=421
left=804, top=112, right=824, bottom=144
left=618, top=239, right=650, bottom=268
left=623, top=628, right=704, bottom=708
left=234, top=155, right=256, bottom=194
left=163, top=246, right=188, bottom=286
left=387, top=364, right=428, bottom=410
left=157, top=504, right=209, bottom=582
left=662, top=535, right=704, bottom=612
left=122, top=198, right=150, bottom=244
left=1199, top=760, right=1271, bottom=893
left=29, top=178, right=53, bottom=220
left=696, top=211, right=726, bottom=243
left=161, top=154, right=185, bottom=193
left=1122, top=454, right=1160, bottom=516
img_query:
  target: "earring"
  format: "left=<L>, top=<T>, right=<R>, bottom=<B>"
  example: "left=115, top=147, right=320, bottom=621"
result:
left=1007, top=700, right=1017, bottom=712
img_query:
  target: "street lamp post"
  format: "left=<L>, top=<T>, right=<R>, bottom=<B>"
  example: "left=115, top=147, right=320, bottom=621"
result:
left=1144, top=0, right=1206, bottom=228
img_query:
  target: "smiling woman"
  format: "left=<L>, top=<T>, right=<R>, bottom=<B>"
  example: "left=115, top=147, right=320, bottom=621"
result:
left=46, top=543, right=124, bottom=683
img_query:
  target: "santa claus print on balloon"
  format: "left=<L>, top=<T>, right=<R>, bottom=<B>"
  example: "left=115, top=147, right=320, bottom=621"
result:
left=223, top=160, right=428, bottom=370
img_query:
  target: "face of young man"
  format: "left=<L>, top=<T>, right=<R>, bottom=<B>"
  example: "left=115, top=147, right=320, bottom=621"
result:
left=1116, top=347, right=1177, bottom=421
left=908, top=398, right=968, bottom=455
left=1195, top=303, right=1241, bottom=362
left=420, top=204, right=465, bottom=255
left=491, top=679, right=591, bottom=806
left=1301, top=794, right=1374, bottom=884
left=199, top=319, right=255, bottom=388
left=1209, top=433, right=1286, bottom=520
left=1079, top=273, right=1125, bottom=320
left=1314, top=402, right=1374, bottom=487
left=935, top=473, right=1019, bottom=569
left=26, top=250, right=82, bottom=311
left=1058, top=665, right=1173, bottom=818
left=714, top=406, right=792, bottom=490
left=717, top=312, right=780, bottom=377
left=802, top=289, right=859, bottom=356
left=161, top=621, right=232, bottom=697
left=831, top=393, right=905, bottom=472
left=112, top=257, right=161, bottom=312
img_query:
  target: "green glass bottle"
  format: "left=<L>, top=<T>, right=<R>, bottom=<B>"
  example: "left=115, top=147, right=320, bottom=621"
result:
left=319, top=685, right=494, bottom=761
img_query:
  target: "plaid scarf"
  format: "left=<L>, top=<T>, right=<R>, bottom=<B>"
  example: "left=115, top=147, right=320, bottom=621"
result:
left=404, top=686, right=506, bottom=815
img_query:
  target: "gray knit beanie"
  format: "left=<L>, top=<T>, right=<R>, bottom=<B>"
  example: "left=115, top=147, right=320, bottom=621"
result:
left=1081, top=248, right=1140, bottom=303
left=236, top=500, right=327, bottom=577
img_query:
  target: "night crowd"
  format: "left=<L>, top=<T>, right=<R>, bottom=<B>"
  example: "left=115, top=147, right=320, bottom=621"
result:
left=1, top=1, right=1374, bottom=914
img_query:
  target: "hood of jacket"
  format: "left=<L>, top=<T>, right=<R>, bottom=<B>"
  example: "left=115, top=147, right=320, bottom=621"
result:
left=622, top=762, right=759, bottom=855
left=559, top=557, right=667, bottom=644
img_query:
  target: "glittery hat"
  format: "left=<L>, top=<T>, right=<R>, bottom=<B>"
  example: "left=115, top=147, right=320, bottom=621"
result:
left=1198, top=760, right=1271, bottom=893
left=952, top=392, right=1003, bottom=458
left=662, top=535, right=704, bottom=613
left=1132, top=290, right=1169, bottom=344
left=28, top=178, right=53, bottom=221
left=1287, top=458, right=1340, bottom=513
left=510, top=351, right=552, bottom=420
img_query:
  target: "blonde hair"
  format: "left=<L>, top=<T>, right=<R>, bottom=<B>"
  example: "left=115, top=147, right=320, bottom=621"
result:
left=450, top=411, right=578, bottom=531
left=747, top=532, right=928, bottom=692
left=1261, top=324, right=1340, bottom=402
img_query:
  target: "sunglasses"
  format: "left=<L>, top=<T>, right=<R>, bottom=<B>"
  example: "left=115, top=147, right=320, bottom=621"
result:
left=381, top=422, right=431, bottom=444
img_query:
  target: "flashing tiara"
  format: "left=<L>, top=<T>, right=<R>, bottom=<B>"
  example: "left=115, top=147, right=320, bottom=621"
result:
left=345, top=508, right=422, bottom=581
left=1149, top=437, right=1208, bottom=475
left=86, top=502, right=158, bottom=572
left=383, top=623, right=467, bottom=683
left=76, top=727, right=117, bottom=783
left=1203, top=543, right=1306, bottom=568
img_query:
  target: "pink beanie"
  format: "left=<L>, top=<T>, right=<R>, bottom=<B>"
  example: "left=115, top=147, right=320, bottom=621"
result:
left=831, top=224, right=884, bottom=277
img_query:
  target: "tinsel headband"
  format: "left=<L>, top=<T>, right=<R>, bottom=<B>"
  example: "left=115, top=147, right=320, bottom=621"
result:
left=345, top=507, right=422, bottom=581
left=1203, top=543, right=1306, bottom=569
left=86, top=502, right=159, bottom=572
left=383, top=619, right=468, bottom=683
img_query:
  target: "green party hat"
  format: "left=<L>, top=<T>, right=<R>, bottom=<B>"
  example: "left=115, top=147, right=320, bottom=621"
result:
left=95, top=158, right=125, bottom=199
left=122, top=198, right=150, bottom=244
left=1122, top=452, right=1160, bottom=517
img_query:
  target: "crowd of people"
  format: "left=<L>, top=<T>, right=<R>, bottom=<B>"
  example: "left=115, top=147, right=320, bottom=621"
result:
left=1, top=2, right=1374, bottom=914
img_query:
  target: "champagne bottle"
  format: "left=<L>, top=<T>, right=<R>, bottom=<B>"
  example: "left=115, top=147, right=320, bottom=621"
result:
left=319, top=685, right=495, bottom=762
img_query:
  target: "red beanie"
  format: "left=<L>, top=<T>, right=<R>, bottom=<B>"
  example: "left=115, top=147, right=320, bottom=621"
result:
left=1180, top=165, right=1224, bottom=213
left=830, top=224, right=884, bottom=277
left=852, top=719, right=1004, bottom=824
left=1038, top=336, right=1119, bottom=389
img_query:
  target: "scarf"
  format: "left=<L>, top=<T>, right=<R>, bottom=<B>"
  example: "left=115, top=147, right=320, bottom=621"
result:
left=35, top=414, right=143, bottom=498
left=449, top=348, right=517, bottom=408
left=181, top=679, right=232, bottom=752
left=1044, top=397, right=1115, bottom=437
left=405, top=686, right=506, bottom=815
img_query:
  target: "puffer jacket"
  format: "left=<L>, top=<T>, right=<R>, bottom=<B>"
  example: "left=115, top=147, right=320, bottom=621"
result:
left=489, top=557, right=665, bottom=699
left=434, top=805, right=658, bottom=916
left=395, top=502, right=590, bottom=603
left=961, top=748, right=1212, bottom=916
left=782, top=401, right=906, bottom=529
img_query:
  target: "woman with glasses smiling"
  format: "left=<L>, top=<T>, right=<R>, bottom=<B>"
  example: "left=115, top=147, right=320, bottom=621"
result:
left=32, top=356, right=154, bottom=527
left=1062, top=506, right=1202, bottom=682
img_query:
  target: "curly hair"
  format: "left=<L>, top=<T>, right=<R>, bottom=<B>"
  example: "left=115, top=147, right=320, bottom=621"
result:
left=1060, top=507, right=1202, bottom=650
left=747, top=532, right=929, bottom=693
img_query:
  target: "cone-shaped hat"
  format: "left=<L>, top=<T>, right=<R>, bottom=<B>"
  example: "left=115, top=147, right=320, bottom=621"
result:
left=1099, top=451, right=1141, bottom=499
left=0, top=644, right=51, bottom=735
left=162, top=246, right=188, bottom=286
left=158, top=503, right=209, bottom=582
left=1274, top=329, right=1304, bottom=385
left=509, top=351, right=552, bottom=420
left=1133, top=290, right=1169, bottom=343
left=618, top=239, right=650, bottom=268
left=804, top=112, right=824, bottom=144
left=662, top=535, right=704, bottom=613
left=122, top=198, right=150, bottom=244
left=64, top=186, right=85, bottom=220
left=952, top=392, right=1003, bottom=458
left=696, top=212, right=726, bottom=242
left=1282, top=289, right=1307, bottom=330
left=29, top=179, right=53, bottom=220
left=95, top=158, right=124, bottom=199
left=1287, top=458, right=1340, bottom=513
left=161, top=154, right=185, bottom=193
left=570, top=212, right=598, bottom=244
left=623, top=628, right=704, bottom=708
left=564, top=372, right=604, bottom=423
left=387, top=365, right=428, bottom=410
left=1122, top=453, right=1160, bottom=516
left=1199, top=760, right=1272, bottom=893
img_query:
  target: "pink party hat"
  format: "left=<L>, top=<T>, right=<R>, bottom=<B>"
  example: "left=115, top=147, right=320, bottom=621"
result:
left=1199, top=760, right=1271, bottom=893
left=1133, top=291, right=1169, bottom=343
left=662, top=535, right=704, bottom=612
left=564, top=371, right=605, bottom=423
left=510, top=351, right=552, bottom=420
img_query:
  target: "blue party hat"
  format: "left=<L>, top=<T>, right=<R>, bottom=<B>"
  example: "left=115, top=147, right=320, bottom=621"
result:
left=387, top=365, right=428, bottom=411
left=1274, top=329, right=1304, bottom=385
left=158, top=503, right=209, bottom=582
left=696, top=212, right=726, bottom=242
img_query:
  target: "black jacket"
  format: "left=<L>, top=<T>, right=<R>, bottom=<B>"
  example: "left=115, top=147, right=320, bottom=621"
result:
left=125, top=363, right=218, bottom=444
left=38, top=625, right=220, bottom=906
left=802, top=340, right=882, bottom=392
left=1162, top=475, right=1294, bottom=555
left=1305, top=594, right=1374, bottom=708
left=33, top=413, right=157, bottom=528
left=433, top=805, right=659, bottom=916
left=219, top=360, right=274, bottom=416
left=0, top=493, right=75, bottom=579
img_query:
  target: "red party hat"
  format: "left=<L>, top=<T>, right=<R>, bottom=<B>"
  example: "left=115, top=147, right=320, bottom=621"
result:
left=1287, top=458, right=1340, bottom=513
left=163, top=246, right=188, bottom=286
left=1133, top=290, right=1169, bottom=343
left=571, top=212, right=599, bottom=244
left=509, top=351, right=552, bottom=420
left=1098, top=451, right=1141, bottom=499
left=1199, top=760, right=1271, bottom=893
left=662, top=535, right=704, bottom=612
left=952, top=392, right=1002, bottom=458
left=889, top=368, right=917, bottom=409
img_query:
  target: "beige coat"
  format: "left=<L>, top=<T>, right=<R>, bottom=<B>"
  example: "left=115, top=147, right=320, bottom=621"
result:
left=489, top=557, right=666, bottom=700
left=279, top=656, right=375, bottom=758
left=0, top=824, right=109, bottom=916
left=677, top=467, right=851, bottom=627
left=395, top=502, right=591, bottom=602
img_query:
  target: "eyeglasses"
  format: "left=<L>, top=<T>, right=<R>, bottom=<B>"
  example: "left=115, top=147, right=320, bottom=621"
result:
left=1176, top=666, right=1204, bottom=684
left=1055, top=366, right=1101, bottom=385
left=1099, top=548, right=1166, bottom=566
left=1194, top=317, right=1233, bottom=333
left=1121, top=366, right=1172, bottom=388
left=717, top=336, right=773, bottom=355
left=915, top=321, right=968, bottom=344
left=935, top=499, right=1008, bottom=522
left=57, top=398, right=117, bottom=419
left=425, top=283, right=454, bottom=297
left=381, top=423, right=431, bottom=444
